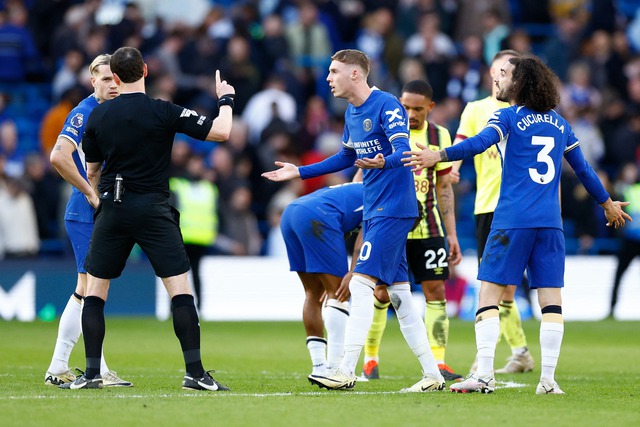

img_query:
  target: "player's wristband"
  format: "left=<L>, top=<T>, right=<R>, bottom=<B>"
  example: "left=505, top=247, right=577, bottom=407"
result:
left=218, top=94, right=235, bottom=109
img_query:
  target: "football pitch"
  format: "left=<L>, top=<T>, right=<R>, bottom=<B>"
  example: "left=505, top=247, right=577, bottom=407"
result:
left=1, top=317, right=638, bottom=427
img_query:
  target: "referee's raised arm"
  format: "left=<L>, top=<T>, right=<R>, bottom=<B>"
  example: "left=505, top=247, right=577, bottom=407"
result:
left=206, top=69, right=235, bottom=142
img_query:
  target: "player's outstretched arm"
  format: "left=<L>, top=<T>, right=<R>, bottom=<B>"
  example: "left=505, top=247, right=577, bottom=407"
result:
left=402, top=142, right=445, bottom=171
left=601, top=199, right=632, bottom=229
left=261, top=161, right=301, bottom=182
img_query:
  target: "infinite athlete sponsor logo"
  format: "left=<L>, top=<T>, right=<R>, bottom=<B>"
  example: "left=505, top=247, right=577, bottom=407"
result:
left=352, top=138, right=383, bottom=155
left=70, top=113, right=84, bottom=128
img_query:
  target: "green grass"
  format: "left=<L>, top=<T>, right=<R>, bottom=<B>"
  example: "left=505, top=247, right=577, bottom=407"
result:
left=1, top=318, right=639, bottom=427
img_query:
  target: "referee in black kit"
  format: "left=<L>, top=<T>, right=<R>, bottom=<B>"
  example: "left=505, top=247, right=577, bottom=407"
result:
left=59, top=47, right=235, bottom=391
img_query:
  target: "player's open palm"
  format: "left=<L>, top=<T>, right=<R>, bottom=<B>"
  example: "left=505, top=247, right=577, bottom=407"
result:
left=262, top=161, right=300, bottom=182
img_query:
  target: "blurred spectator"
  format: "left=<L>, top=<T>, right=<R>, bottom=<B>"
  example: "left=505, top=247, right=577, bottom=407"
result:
left=242, top=74, right=297, bottom=144
left=606, top=105, right=640, bottom=168
left=564, top=106, right=605, bottom=167
left=355, top=7, right=404, bottom=89
left=285, top=0, right=332, bottom=98
left=0, top=5, right=40, bottom=82
left=404, top=12, right=457, bottom=101
left=263, top=182, right=300, bottom=257
left=560, top=158, right=599, bottom=254
left=23, top=152, right=61, bottom=240
left=559, top=61, right=602, bottom=114
left=610, top=166, right=640, bottom=316
left=0, top=174, right=39, bottom=258
left=541, top=13, right=585, bottom=81
left=170, top=153, right=219, bottom=309
left=454, top=0, right=510, bottom=41
left=261, top=13, right=290, bottom=72
left=0, top=120, right=23, bottom=178
left=583, top=30, right=627, bottom=99
left=482, top=8, right=510, bottom=65
left=218, top=35, right=261, bottom=114
left=155, top=0, right=211, bottom=28
left=216, top=183, right=263, bottom=256
left=51, top=48, right=85, bottom=100
left=500, top=28, right=532, bottom=53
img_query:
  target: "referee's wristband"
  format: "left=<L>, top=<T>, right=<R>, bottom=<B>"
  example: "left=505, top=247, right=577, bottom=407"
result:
left=218, top=94, right=235, bottom=109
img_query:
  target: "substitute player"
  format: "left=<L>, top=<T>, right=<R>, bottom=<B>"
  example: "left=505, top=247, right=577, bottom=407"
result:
left=362, top=80, right=463, bottom=382
left=47, top=54, right=132, bottom=387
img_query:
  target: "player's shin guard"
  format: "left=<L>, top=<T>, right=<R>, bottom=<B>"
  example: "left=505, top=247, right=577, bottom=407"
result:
left=339, top=275, right=375, bottom=375
left=540, top=305, right=564, bottom=382
left=388, top=284, right=440, bottom=378
left=475, top=306, right=500, bottom=376
left=172, top=294, right=204, bottom=378
left=324, top=299, right=349, bottom=369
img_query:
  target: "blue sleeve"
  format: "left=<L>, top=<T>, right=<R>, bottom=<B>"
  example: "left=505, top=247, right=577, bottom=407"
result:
left=444, top=126, right=501, bottom=161
left=383, top=135, right=410, bottom=169
left=564, top=145, right=610, bottom=204
left=59, top=106, right=89, bottom=147
left=299, top=146, right=356, bottom=179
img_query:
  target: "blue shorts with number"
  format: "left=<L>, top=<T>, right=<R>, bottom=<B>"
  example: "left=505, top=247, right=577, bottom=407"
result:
left=478, top=228, right=565, bottom=288
left=280, top=204, right=350, bottom=277
left=65, top=220, right=93, bottom=274
left=355, top=216, right=414, bottom=285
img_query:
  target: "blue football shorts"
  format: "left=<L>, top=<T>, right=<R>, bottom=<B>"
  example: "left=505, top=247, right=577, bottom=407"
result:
left=478, top=228, right=565, bottom=288
left=65, top=220, right=93, bottom=274
left=355, top=216, right=414, bottom=286
left=280, top=203, right=350, bottom=277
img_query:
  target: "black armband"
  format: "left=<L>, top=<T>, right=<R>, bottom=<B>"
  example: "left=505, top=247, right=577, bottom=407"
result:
left=218, top=94, right=235, bottom=109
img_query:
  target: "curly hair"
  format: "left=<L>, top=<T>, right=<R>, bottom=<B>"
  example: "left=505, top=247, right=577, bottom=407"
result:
left=509, top=56, right=560, bottom=112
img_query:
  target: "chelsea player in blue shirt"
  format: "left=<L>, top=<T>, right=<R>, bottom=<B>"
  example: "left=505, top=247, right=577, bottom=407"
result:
left=263, top=49, right=445, bottom=392
left=404, top=55, right=632, bottom=395
left=47, top=54, right=132, bottom=388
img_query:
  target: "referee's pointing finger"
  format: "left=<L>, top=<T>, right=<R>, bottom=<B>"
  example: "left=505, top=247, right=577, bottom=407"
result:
left=215, top=70, right=221, bottom=86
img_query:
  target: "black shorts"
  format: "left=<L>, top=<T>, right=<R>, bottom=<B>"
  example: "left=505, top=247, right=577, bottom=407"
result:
left=406, top=237, right=449, bottom=282
left=85, top=192, right=190, bottom=279
left=475, top=212, right=494, bottom=263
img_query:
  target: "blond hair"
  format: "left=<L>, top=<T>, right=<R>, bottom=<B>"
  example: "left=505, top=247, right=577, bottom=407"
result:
left=331, top=49, right=370, bottom=77
left=89, top=54, right=111, bottom=75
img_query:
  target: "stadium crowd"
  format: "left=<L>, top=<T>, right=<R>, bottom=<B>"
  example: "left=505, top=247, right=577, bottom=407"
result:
left=0, top=0, right=639, bottom=259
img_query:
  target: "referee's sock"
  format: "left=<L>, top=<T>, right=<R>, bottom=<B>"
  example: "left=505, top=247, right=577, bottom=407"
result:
left=171, top=294, right=205, bottom=378
left=82, top=296, right=105, bottom=380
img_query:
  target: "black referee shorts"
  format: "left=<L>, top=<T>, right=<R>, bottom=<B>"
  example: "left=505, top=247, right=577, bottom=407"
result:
left=84, top=191, right=190, bottom=279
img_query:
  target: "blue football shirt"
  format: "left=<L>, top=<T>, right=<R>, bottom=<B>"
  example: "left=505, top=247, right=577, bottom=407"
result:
left=58, top=94, right=99, bottom=223
left=300, top=89, right=417, bottom=220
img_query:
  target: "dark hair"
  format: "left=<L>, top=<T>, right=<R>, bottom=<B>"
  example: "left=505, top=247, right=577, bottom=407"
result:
left=402, top=80, right=433, bottom=100
left=110, top=47, right=144, bottom=84
left=509, top=56, right=560, bottom=112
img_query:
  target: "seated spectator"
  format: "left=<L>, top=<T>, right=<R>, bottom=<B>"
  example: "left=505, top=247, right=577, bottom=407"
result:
left=0, top=175, right=39, bottom=258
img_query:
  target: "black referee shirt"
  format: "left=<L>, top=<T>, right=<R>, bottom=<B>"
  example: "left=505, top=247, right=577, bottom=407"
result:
left=83, top=93, right=214, bottom=197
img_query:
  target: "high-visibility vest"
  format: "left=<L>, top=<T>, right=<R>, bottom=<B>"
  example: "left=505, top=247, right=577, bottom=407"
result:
left=169, top=177, right=218, bottom=246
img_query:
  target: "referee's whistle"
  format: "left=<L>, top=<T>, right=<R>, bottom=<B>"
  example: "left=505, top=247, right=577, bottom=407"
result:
left=114, top=174, right=124, bottom=203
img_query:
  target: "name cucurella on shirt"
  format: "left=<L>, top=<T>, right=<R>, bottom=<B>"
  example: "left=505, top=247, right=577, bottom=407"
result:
left=516, top=113, right=565, bottom=133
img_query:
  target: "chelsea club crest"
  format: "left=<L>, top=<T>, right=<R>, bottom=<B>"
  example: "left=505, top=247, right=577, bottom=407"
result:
left=363, top=118, right=372, bottom=132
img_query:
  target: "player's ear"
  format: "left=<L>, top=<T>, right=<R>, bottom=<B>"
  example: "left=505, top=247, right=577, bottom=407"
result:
left=112, top=73, right=122, bottom=86
left=143, top=63, right=148, bottom=78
